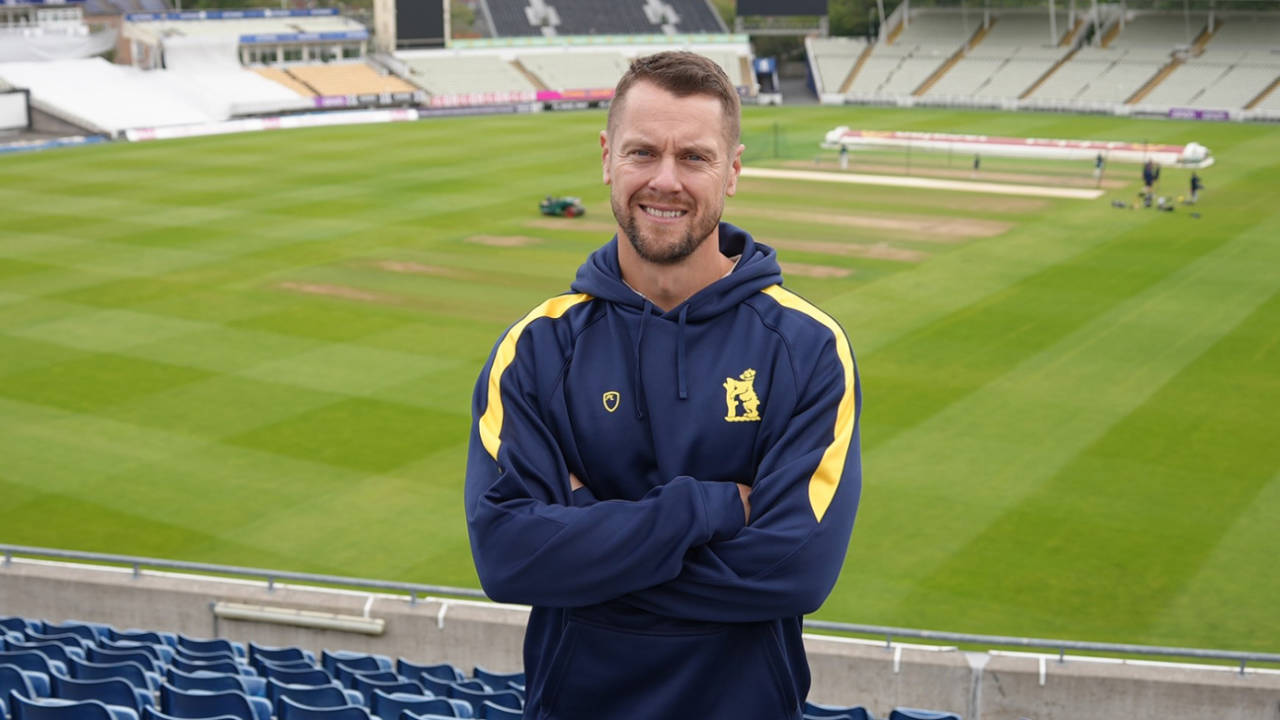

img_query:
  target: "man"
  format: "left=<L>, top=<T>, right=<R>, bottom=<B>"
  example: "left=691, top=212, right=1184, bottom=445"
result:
left=465, top=51, right=862, bottom=720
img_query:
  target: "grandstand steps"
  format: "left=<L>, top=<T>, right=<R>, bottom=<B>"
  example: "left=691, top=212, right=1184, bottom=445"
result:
left=1019, top=45, right=1078, bottom=99
left=510, top=59, right=548, bottom=91
left=283, top=68, right=324, bottom=97
left=838, top=42, right=874, bottom=94
left=1190, top=20, right=1218, bottom=55
left=1126, top=56, right=1182, bottom=104
left=1060, top=15, right=1085, bottom=46
left=739, top=56, right=753, bottom=92
left=913, top=18, right=996, bottom=96
left=1100, top=17, right=1123, bottom=47
left=254, top=67, right=317, bottom=98
left=886, top=16, right=906, bottom=45
left=1245, top=74, right=1280, bottom=110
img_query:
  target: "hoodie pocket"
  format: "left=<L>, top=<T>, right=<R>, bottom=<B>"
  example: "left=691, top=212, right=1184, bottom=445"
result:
left=536, top=617, right=800, bottom=720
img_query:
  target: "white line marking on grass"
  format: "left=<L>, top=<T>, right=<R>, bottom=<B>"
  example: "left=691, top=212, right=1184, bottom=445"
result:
left=740, top=167, right=1105, bottom=200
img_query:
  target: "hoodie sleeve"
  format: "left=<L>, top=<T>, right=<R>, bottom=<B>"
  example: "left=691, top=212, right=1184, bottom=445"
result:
left=465, top=301, right=748, bottom=608
left=618, top=323, right=862, bottom=623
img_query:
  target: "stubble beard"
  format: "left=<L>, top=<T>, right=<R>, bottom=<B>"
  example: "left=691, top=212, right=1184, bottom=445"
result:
left=612, top=194, right=723, bottom=266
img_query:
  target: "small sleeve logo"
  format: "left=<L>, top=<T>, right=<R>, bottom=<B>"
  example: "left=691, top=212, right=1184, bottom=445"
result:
left=723, top=369, right=762, bottom=422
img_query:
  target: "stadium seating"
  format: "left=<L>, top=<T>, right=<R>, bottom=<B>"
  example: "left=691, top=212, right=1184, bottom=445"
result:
left=805, top=701, right=874, bottom=719
left=50, top=675, right=153, bottom=714
left=284, top=64, right=418, bottom=97
left=889, top=709, right=962, bottom=720
left=277, top=697, right=372, bottom=720
left=159, top=683, right=270, bottom=720
left=481, top=0, right=725, bottom=37
left=394, top=661, right=461, bottom=684
left=516, top=51, right=629, bottom=91
left=470, top=667, right=522, bottom=693
left=0, top=665, right=41, bottom=717
left=9, top=694, right=133, bottom=720
left=807, top=37, right=868, bottom=94
left=848, top=10, right=983, bottom=97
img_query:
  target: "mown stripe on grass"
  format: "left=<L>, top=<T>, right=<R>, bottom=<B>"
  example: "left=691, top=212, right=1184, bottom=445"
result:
left=894, top=286, right=1280, bottom=650
left=833, top=190, right=1280, bottom=631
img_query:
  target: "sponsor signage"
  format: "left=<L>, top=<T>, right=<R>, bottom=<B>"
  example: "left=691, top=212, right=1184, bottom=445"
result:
left=240, top=30, right=368, bottom=43
left=1168, top=107, right=1230, bottom=121
left=126, top=8, right=338, bottom=21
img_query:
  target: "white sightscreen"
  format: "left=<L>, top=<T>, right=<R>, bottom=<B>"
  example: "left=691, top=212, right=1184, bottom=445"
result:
left=0, top=89, right=29, bottom=130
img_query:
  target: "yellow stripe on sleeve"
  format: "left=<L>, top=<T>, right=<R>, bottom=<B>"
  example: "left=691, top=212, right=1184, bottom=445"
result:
left=479, top=293, right=593, bottom=460
left=761, top=285, right=857, bottom=522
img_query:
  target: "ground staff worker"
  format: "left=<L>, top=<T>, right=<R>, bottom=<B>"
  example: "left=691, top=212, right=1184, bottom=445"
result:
left=465, top=51, right=862, bottom=720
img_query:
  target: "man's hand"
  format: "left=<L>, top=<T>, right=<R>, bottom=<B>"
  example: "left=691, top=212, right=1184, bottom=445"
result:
left=569, top=473, right=584, bottom=491
left=736, top=483, right=751, bottom=524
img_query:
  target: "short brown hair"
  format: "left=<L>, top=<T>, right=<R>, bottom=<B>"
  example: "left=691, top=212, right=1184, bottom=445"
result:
left=607, top=51, right=741, bottom=147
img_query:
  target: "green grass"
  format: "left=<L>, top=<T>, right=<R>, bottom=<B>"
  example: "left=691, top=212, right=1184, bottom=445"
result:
left=1, top=106, right=1277, bottom=654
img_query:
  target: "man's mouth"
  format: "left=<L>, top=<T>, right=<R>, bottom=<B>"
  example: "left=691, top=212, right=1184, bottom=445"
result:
left=640, top=204, right=687, bottom=219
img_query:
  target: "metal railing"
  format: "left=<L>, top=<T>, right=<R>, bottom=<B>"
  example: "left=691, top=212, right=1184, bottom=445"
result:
left=4, top=543, right=1278, bottom=673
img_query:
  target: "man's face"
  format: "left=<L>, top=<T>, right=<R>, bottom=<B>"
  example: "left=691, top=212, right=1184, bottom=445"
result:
left=601, top=81, right=743, bottom=265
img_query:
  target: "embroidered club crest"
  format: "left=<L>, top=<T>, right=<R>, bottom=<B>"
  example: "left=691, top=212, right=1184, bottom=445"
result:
left=723, top=369, right=762, bottom=422
left=602, top=391, right=620, bottom=413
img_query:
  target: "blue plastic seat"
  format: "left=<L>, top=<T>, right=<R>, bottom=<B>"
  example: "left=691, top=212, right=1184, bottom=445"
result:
left=143, top=708, right=239, bottom=720
left=84, top=648, right=159, bottom=675
left=247, top=645, right=315, bottom=668
left=444, top=685, right=504, bottom=718
left=889, top=709, right=961, bottom=720
left=413, top=675, right=451, bottom=701
left=805, top=702, right=873, bottom=720
left=352, top=678, right=421, bottom=707
left=250, top=657, right=316, bottom=678
left=41, top=623, right=107, bottom=646
left=110, top=631, right=176, bottom=649
left=0, top=652, right=64, bottom=685
left=159, top=683, right=270, bottom=720
left=321, top=652, right=389, bottom=677
left=1, top=664, right=41, bottom=717
left=259, top=666, right=330, bottom=687
left=166, top=668, right=264, bottom=698
left=7, top=641, right=83, bottom=668
left=480, top=701, right=521, bottom=720
left=0, top=618, right=41, bottom=635
left=266, top=679, right=360, bottom=717
left=51, top=676, right=153, bottom=714
left=469, top=669, right=522, bottom=694
left=376, top=689, right=470, bottom=720
left=11, top=692, right=138, bottom=720
left=97, top=640, right=173, bottom=666
left=394, top=662, right=461, bottom=684
left=67, top=657, right=157, bottom=692
left=401, top=706, right=472, bottom=720
left=168, top=658, right=247, bottom=678
left=174, top=638, right=243, bottom=661
left=277, top=697, right=372, bottom=720
left=21, top=633, right=86, bottom=653
left=172, top=647, right=237, bottom=665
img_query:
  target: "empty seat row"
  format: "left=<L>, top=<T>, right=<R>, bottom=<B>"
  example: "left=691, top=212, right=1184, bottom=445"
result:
left=1, top=616, right=525, bottom=720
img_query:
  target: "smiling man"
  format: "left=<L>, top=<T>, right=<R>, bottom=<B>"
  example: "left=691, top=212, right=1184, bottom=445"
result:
left=465, top=51, right=863, bottom=720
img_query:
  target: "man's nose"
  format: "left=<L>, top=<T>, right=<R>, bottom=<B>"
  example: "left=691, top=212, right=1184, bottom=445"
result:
left=648, top=155, right=682, bottom=194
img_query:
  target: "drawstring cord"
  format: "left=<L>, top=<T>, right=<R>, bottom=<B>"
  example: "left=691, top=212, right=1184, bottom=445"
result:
left=676, top=305, right=689, bottom=400
left=632, top=301, right=651, bottom=419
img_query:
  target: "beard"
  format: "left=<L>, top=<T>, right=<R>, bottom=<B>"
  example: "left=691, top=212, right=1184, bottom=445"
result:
left=612, top=193, right=722, bottom=266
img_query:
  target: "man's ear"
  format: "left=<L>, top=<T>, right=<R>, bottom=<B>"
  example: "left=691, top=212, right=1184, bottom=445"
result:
left=600, top=130, right=611, bottom=185
left=725, top=143, right=745, bottom=197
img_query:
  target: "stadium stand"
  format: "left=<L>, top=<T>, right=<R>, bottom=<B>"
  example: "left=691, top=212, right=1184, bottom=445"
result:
left=1, top=613, right=533, bottom=720
left=0, top=58, right=212, bottom=133
left=924, top=11, right=1072, bottom=100
left=481, top=0, right=726, bottom=37
left=285, top=64, right=417, bottom=97
left=846, top=10, right=983, bottom=97
left=0, top=2, right=117, bottom=62
left=514, top=50, right=629, bottom=91
left=1028, top=12, right=1207, bottom=104
left=1138, top=13, right=1280, bottom=111
left=807, top=37, right=868, bottom=95
left=399, top=52, right=539, bottom=96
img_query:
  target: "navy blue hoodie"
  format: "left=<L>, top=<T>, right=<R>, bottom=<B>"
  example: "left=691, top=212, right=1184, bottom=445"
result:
left=466, top=223, right=862, bottom=720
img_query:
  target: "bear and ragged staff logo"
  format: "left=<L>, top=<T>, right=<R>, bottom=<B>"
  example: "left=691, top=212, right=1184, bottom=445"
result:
left=723, top=369, right=762, bottom=422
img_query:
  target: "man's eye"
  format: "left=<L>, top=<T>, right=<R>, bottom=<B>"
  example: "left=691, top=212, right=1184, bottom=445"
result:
left=630, top=149, right=652, bottom=157
left=685, top=154, right=706, bottom=162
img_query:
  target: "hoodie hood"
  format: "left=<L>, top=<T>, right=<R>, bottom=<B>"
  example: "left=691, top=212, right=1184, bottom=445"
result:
left=570, top=222, right=783, bottom=414
left=570, top=222, right=782, bottom=321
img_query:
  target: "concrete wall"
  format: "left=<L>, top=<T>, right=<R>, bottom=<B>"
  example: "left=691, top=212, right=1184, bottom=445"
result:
left=3, top=559, right=1278, bottom=719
